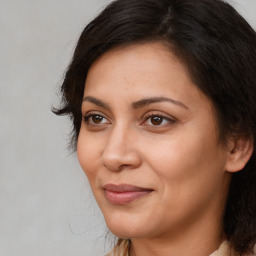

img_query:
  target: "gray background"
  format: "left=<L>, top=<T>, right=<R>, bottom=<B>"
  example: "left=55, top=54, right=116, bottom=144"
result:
left=0, top=1, right=255, bottom=256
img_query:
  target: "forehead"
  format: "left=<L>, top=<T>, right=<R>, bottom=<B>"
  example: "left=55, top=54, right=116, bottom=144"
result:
left=85, top=42, right=191, bottom=93
left=84, top=42, right=211, bottom=110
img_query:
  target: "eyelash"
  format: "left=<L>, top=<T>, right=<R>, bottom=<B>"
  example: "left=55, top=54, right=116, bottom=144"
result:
left=83, top=113, right=110, bottom=126
left=142, top=113, right=176, bottom=127
left=83, top=112, right=176, bottom=128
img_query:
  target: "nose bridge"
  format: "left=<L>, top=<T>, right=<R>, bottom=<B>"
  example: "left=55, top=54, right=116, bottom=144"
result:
left=102, top=121, right=141, bottom=171
left=108, top=122, right=128, bottom=151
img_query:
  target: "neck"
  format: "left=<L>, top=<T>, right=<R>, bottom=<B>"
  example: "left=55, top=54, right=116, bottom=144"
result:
left=129, top=214, right=225, bottom=256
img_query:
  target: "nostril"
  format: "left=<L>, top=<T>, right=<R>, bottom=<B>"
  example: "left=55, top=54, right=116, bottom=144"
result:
left=103, top=162, right=130, bottom=172
left=102, top=151, right=142, bottom=172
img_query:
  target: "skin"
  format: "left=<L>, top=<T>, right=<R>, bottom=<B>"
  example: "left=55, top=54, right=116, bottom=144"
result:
left=77, top=42, right=248, bottom=256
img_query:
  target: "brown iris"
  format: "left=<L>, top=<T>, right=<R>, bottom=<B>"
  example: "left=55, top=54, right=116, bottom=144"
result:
left=92, top=115, right=103, bottom=124
left=151, top=116, right=163, bottom=125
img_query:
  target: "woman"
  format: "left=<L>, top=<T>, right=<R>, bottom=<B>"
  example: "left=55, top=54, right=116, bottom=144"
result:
left=54, top=0, right=256, bottom=255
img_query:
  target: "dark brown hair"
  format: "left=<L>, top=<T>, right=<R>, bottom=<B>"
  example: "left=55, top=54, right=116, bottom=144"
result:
left=54, top=0, right=256, bottom=253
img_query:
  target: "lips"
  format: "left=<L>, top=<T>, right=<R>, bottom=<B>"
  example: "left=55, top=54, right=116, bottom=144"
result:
left=103, top=184, right=153, bottom=205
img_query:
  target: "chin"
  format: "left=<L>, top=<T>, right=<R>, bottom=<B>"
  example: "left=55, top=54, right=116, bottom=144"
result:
left=103, top=210, right=150, bottom=239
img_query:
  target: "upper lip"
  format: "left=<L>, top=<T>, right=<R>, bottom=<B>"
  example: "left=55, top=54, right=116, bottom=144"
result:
left=103, top=183, right=154, bottom=192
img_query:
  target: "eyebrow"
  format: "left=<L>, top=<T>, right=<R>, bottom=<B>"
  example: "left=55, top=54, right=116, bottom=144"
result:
left=82, top=96, right=111, bottom=111
left=132, top=96, right=189, bottom=110
left=82, top=96, right=188, bottom=110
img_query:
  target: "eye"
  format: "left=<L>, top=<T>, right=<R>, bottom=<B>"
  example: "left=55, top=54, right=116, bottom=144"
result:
left=83, top=113, right=110, bottom=125
left=143, top=113, right=175, bottom=127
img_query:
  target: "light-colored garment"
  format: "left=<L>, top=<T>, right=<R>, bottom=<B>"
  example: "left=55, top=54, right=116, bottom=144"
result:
left=106, top=239, right=254, bottom=256
left=209, top=240, right=240, bottom=256
left=106, top=239, right=130, bottom=256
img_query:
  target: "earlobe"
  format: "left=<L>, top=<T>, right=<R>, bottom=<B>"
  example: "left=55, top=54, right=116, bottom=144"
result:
left=225, top=136, right=254, bottom=173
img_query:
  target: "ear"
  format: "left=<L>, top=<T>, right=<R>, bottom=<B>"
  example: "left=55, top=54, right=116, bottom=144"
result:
left=225, top=136, right=254, bottom=173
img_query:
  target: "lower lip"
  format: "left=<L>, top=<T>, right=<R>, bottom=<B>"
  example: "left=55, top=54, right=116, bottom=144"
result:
left=105, top=190, right=152, bottom=205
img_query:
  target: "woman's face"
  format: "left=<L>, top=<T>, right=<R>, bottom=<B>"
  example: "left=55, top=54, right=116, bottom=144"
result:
left=77, top=42, right=231, bottom=240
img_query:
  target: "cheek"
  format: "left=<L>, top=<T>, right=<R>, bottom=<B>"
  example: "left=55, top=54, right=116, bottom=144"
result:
left=144, top=125, right=226, bottom=195
left=77, top=130, right=102, bottom=181
left=142, top=132, right=227, bottom=226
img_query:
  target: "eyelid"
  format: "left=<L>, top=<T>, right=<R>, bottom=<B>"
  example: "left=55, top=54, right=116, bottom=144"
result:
left=141, top=111, right=176, bottom=126
left=83, top=111, right=111, bottom=125
left=82, top=109, right=176, bottom=128
left=83, top=110, right=110, bottom=119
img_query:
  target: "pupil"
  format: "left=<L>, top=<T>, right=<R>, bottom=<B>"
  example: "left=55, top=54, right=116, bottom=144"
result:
left=92, top=115, right=103, bottom=123
left=151, top=116, right=162, bottom=125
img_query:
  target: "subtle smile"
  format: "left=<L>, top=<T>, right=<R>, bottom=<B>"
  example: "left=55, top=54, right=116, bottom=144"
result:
left=103, top=184, right=154, bottom=205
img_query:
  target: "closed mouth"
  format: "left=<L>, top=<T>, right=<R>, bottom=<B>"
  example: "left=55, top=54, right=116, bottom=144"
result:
left=103, top=183, right=154, bottom=204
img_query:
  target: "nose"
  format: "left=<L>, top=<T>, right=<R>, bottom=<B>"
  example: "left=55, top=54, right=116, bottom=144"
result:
left=102, top=124, right=142, bottom=172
